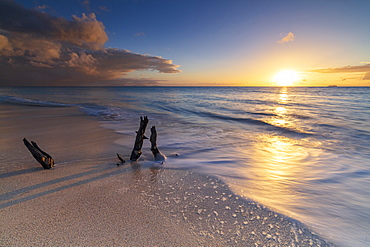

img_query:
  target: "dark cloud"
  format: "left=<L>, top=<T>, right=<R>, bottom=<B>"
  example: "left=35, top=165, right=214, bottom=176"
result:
left=0, top=0, right=180, bottom=86
left=310, top=64, right=370, bottom=80
left=0, top=47, right=180, bottom=86
left=0, top=0, right=107, bottom=49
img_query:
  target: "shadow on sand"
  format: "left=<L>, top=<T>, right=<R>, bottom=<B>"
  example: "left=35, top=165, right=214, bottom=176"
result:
left=0, top=162, right=162, bottom=209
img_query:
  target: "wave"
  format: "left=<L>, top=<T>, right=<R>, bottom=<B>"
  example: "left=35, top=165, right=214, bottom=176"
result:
left=202, top=111, right=313, bottom=136
left=0, top=94, right=133, bottom=121
left=79, top=104, right=133, bottom=121
left=144, top=102, right=313, bottom=137
left=0, top=95, right=70, bottom=107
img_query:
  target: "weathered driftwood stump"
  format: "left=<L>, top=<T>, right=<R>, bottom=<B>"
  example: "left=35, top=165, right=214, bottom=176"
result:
left=150, top=126, right=166, bottom=161
left=130, top=116, right=149, bottom=161
left=23, top=138, right=54, bottom=169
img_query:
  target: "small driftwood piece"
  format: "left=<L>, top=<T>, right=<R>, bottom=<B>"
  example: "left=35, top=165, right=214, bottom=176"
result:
left=116, top=153, right=126, bottom=165
left=23, top=138, right=54, bottom=169
left=130, top=116, right=149, bottom=161
left=150, top=126, right=166, bottom=162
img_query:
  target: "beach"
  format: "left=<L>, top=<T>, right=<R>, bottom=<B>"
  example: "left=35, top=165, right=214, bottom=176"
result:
left=1, top=0, right=370, bottom=245
left=0, top=103, right=333, bottom=246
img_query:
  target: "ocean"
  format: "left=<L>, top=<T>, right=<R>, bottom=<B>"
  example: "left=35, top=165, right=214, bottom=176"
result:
left=1, top=86, right=369, bottom=247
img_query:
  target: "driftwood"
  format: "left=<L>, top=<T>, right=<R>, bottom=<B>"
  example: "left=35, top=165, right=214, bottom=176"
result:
left=150, top=126, right=166, bottom=161
left=23, top=138, right=54, bottom=169
left=116, top=153, right=126, bottom=165
left=118, top=116, right=166, bottom=164
left=130, top=116, right=149, bottom=161
left=117, top=153, right=125, bottom=163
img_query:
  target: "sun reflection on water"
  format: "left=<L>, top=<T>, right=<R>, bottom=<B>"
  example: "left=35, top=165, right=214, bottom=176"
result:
left=230, top=88, right=316, bottom=218
left=278, top=87, right=288, bottom=103
left=234, top=133, right=313, bottom=219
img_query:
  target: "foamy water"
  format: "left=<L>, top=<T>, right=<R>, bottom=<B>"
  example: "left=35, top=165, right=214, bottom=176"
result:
left=1, top=86, right=369, bottom=246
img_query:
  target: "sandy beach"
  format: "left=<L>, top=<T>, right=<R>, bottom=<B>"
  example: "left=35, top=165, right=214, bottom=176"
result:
left=0, top=104, right=333, bottom=246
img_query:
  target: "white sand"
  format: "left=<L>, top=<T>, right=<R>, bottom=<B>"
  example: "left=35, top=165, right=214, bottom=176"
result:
left=0, top=104, right=333, bottom=246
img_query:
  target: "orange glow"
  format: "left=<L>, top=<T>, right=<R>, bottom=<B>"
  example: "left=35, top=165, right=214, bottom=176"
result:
left=273, top=70, right=299, bottom=86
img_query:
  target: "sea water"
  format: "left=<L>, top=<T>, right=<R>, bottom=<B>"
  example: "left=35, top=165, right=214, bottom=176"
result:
left=1, top=86, right=369, bottom=247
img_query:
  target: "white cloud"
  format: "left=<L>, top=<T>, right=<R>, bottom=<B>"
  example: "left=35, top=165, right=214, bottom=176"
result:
left=278, top=32, right=295, bottom=44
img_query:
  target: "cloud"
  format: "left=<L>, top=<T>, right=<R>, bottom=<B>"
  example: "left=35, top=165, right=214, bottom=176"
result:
left=278, top=32, right=295, bottom=44
left=37, top=5, right=48, bottom=10
left=82, top=0, right=90, bottom=10
left=309, top=64, right=370, bottom=80
left=0, top=33, right=62, bottom=63
left=0, top=0, right=180, bottom=86
left=134, top=32, right=146, bottom=37
left=362, top=69, right=370, bottom=82
left=99, top=6, right=111, bottom=12
left=0, top=1, right=108, bottom=50
left=0, top=45, right=181, bottom=86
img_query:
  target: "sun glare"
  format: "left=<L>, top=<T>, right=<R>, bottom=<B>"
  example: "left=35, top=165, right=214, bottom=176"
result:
left=273, top=70, right=299, bottom=86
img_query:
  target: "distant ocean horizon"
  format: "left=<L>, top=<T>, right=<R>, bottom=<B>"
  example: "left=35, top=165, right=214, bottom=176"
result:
left=4, top=85, right=369, bottom=87
left=1, top=86, right=369, bottom=247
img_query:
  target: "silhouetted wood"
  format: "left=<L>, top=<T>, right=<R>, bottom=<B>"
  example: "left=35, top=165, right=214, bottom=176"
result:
left=150, top=126, right=166, bottom=162
left=117, top=153, right=126, bottom=165
left=130, top=116, right=149, bottom=161
left=23, top=138, right=54, bottom=169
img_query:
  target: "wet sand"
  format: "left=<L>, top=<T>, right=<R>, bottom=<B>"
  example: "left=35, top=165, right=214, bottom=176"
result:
left=0, top=104, right=333, bottom=246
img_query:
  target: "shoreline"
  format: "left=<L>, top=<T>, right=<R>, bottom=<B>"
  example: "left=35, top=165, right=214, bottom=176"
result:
left=0, top=104, right=333, bottom=246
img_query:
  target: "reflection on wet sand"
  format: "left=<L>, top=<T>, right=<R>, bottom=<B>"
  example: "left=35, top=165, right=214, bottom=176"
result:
left=130, top=162, right=163, bottom=184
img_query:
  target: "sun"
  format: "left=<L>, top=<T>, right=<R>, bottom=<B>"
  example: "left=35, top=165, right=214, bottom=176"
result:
left=273, top=70, right=299, bottom=86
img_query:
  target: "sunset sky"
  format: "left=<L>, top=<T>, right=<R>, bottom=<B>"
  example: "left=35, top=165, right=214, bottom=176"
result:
left=1, top=0, right=369, bottom=86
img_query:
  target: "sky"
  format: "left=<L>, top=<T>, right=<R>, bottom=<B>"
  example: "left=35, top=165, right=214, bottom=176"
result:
left=0, top=0, right=369, bottom=87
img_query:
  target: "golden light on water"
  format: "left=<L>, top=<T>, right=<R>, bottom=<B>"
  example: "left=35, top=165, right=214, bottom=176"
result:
left=225, top=88, right=325, bottom=222
left=265, top=88, right=290, bottom=128
left=278, top=87, right=288, bottom=103
left=231, top=88, right=310, bottom=216
left=273, top=70, right=299, bottom=86
left=243, top=134, right=310, bottom=217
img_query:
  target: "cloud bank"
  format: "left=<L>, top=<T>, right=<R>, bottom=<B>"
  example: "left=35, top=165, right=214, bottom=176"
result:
left=278, top=32, right=295, bottom=44
left=310, top=65, right=370, bottom=80
left=0, top=0, right=180, bottom=86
